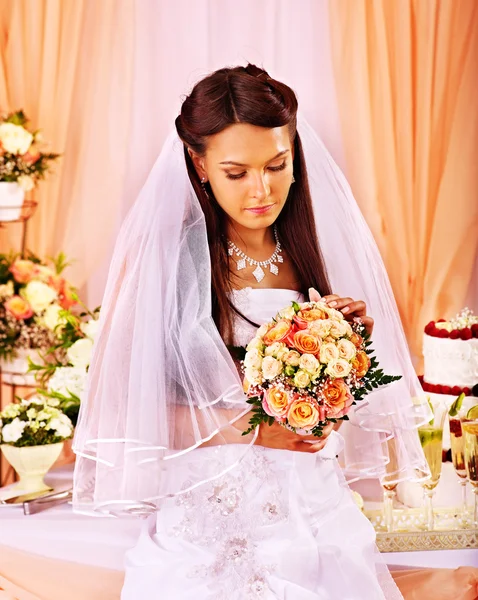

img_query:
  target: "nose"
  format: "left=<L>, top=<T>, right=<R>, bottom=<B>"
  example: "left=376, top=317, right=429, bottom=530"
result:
left=250, top=171, right=270, bottom=201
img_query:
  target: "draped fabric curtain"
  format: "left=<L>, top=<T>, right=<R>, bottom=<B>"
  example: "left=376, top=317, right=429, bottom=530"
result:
left=328, top=0, right=478, bottom=365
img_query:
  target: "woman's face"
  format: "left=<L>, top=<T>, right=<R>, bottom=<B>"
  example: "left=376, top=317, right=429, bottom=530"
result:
left=189, top=123, right=294, bottom=231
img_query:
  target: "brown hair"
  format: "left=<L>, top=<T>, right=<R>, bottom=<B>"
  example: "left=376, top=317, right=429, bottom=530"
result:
left=175, top=63, right=332, bottom=343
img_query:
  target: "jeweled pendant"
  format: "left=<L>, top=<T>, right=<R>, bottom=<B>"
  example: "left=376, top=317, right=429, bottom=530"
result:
left=252, top=266, right=265, bottom=282
left=237, top=258, right=247, bottom=270
left=277, top=254, right=284, bottom=263
left=228, top=247, right=234, bottom=256
left=269, top=263, right=279, bottom=275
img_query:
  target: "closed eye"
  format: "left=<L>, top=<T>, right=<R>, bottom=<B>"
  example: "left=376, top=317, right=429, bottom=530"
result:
left=226, top=161, right=287, bottom=180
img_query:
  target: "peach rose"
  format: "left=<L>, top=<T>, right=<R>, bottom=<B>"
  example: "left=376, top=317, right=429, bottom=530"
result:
left=294, top=307, right=329, bottom=330
left=319, top=342, right=340, bottom=364
left=263, top=386, right=290, bottom=418
left=5, top=295, right=34, bottom=320
left=322, top=378, right=354, bottom=418
left=264, top=342, right=288, bottom=360
left=293, top=369, right=311, bottom=388
left=9, top=259, right=36, bottom=283
left=287, top=396, right=322, bottom=432
left=58, top=284, right=76, bottom=310
left=329, top=319, right=352, bottom=339
left=352, top=351, right=371, bottom=378
left=299, top=353, right=320, bottom=374
left=309, top=319, right=332, bottom=339
left=244, top=349, right=263, bottom=370
left=284, top=350, right=301, bottom=367
left=263, top=320, right=294, bottom=346
left=349, top=332, right=364, bottom=348
left=325, top=358, right=353, bottom=378
left=48, top=274, right=65, bottom=294
left=261, top=356, right=283, bottom=380
left=337, top=338, right=357, bottom=361
left=292, top=330, right=321, bottom=355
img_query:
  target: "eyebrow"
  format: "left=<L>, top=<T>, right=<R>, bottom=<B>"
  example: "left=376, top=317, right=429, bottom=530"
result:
left=219, top=149, right=289, bottom=167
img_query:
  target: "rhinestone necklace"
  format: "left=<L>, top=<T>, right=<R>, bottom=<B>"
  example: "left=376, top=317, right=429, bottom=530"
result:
left=227, top=225, right=283, bottom=283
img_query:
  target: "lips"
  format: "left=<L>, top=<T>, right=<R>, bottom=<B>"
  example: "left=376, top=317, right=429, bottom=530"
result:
left=245, top=204, right=274, bottom=214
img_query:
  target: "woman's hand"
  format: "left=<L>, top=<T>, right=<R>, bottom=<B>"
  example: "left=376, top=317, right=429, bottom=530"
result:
left=309, top=288, right=374, bottom=336
left=255, top=420, right=335, bottom=453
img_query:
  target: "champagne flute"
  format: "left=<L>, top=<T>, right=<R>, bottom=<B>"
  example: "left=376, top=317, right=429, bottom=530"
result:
left=462, top=408, right=478, bottom=527
left=381, top=438, right=400, bottom=532
left=418, top=398, right=447, bottom=530
left=448, top=394, right=473, bottom=525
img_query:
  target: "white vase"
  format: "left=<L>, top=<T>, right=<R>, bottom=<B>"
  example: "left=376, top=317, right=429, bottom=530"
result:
left=0, top=181, right=25, bottom=221
left=1, top=442, right=64, bottom=493
left=0, top=348, right=42, bottom=386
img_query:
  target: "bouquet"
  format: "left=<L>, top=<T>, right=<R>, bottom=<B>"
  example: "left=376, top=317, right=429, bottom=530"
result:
left=0, top=110, right=59, bottom=191
left=28, top=304, right=100, bottom=426
left=242, top=300, right=400, bottom=437
left=0, top=252, right=77, bottom=361
left=0, top=396, right=73, bottom=447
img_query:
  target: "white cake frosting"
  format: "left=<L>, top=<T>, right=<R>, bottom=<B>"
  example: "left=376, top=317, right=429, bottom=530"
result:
left=423, top=333, right=478, bottom=388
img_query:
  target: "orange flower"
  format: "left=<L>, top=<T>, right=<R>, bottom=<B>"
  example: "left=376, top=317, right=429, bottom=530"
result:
left=287, top=396, right=322, bottom=431
left=352, top=351, right=371, bottom=378
left=294, top=307, right=329, bottom=329
left=291, top=330, right=321, bottom=355
left=322, top=379, right=353, bottom=418
left=9, top=259, right=35, bottom=283
left=263, top=386, right=290, bottom=419
left=263, top=320, right=294, bottom=346
left=349, top=332, right=364, bottom=348
left=58, top=284, right=76, bottom=310
left=5, top=295, right=34, bottom=320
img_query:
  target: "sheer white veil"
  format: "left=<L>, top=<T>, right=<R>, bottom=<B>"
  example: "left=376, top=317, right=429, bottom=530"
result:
left=72, top=110, right=431, bottom=517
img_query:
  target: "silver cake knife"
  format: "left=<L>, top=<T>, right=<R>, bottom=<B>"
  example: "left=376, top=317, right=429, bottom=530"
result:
left=23, top=488, right=73, bottom=515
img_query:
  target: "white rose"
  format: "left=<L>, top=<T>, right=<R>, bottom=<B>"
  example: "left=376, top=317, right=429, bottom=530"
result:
left=80, top=319, right=100, bottom=341
left=43, top=303, right=66, bottom=331
left=47, top=366, right=87, bottom=397
left=244, top=349, right=263, bottom=370
left=326, top=358, right=353, bottom=378
left=265, top=342, right=287, bottom=360
left=337, top=339, right=357, bottom=361
left=46, top=417, right=72, bottom=439
left=0, top=280, right=14, bottom=298
left=284, top=350, right=301, bottom=367
left=309, top=319, right=332, bottom=339
left=246, top=336, right=264, bottom=352
left=327, top=308, right=345, bottom=321
left=1, top=417, right=26, bottom=443
left=67, top=338, right=94, bottom=368
left=0, top=122, right=33, bottom=154
left=293, top=370, right=311, bottom=388
left=244, top=366, right=262, bottom=386
left=329, top=319, right=350, bottom=339
left=17, top=174, right=35, bottom=192
left=299, top=353, right=320, bottom=374
left=256, top=323, right=271, bottom=339
left=319, top=342, right=340, bottom=364
left=261, top=356, right=283, bottom=380
left=22, top=280, right=57, bottom=313
left=277, top=305, right=295, bottom=320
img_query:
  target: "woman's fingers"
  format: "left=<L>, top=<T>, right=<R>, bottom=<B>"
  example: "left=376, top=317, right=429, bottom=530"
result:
left=308, top=287, right=322, bottom=302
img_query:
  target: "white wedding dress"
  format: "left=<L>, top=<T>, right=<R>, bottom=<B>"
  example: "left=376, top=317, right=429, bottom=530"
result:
left=121, top=288, right=403, bottom=600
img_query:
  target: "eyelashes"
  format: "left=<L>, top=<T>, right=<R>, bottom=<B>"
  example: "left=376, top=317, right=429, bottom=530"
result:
left=225, top=161, right=288, bottom=181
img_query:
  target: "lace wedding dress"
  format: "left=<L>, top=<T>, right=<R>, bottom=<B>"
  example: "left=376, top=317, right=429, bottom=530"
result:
left=121, top=288, right=403, bottom=600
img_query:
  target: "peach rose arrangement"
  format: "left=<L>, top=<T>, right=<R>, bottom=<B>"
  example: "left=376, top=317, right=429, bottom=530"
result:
left=0, top=252, right=77, bottom=361
left=242, top=300, right=401, bottom=437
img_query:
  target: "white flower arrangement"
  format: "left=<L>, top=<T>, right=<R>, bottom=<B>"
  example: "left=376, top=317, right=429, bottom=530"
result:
left=0, top=397, right=73, bottom=447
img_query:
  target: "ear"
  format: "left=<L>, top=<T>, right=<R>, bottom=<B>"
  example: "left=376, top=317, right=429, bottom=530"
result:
left=187, top=148, right=208, bottom=181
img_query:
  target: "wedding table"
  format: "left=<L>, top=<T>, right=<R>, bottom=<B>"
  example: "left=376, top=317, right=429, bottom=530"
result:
left=0, top=465, right=476, bottom=600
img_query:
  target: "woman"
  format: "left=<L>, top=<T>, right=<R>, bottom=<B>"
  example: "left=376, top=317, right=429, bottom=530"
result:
left=72, top=64, right=478, bottom=599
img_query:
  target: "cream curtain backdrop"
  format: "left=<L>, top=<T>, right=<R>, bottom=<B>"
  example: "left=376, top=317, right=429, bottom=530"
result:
left=328, top=0, right=478, bottom=366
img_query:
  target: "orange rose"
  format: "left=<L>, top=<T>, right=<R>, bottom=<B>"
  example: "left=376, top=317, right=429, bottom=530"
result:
left=349, top=332, right=364, bottom=348
left=263, top=320, right=294, bottom=346
left=263, top=386, right=290, bottom=419
left=287, top=396, right=322, bottom=432
left=5, top=295, right=34, bottom=320
left=58, top=283, right=76, bottom=310
left=48, top=274, right=65, bottom=293
left=352, top=351, right=371, bottom=378
left=294, top=307, right=329, bottom=330
left=9, top=259, right=36, bottom=283
left=291, top=330, right=321, bottom=355
left=322, top=378, right=354, bottom=418
left=21, top=149, right=41, bottom=165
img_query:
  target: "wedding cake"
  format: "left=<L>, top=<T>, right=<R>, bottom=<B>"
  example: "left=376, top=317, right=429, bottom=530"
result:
left=421, top=308, right=478, bottom=399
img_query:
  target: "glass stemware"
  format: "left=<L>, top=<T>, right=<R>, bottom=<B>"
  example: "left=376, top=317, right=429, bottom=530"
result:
left=418, top=398, right=447, bottom=530
left=462, top=416, right=478, bottom=527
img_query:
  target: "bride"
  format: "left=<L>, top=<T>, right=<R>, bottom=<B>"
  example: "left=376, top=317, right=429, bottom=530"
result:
left=72, top=64, right=478, bottom=599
